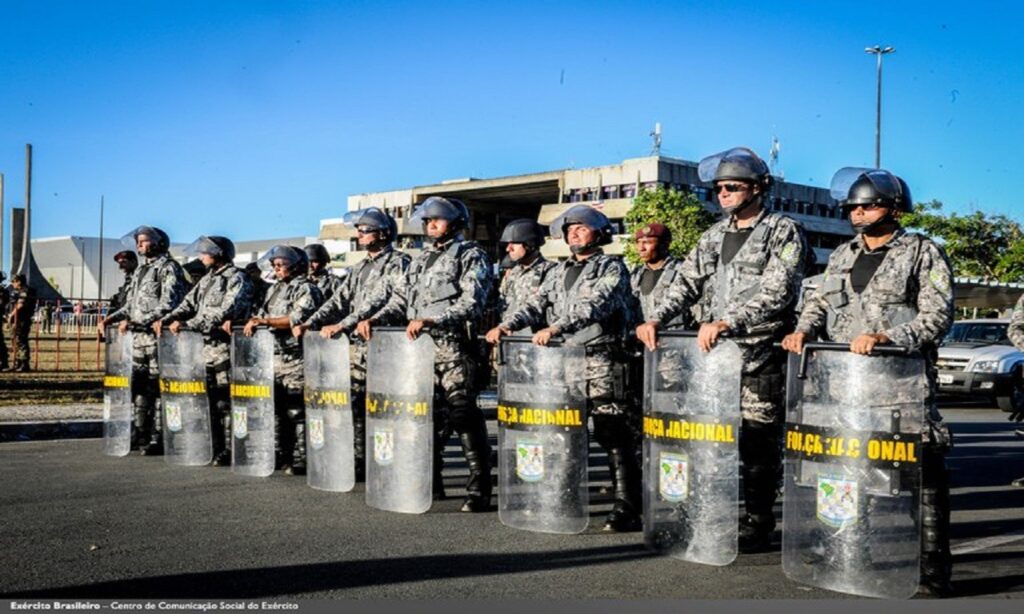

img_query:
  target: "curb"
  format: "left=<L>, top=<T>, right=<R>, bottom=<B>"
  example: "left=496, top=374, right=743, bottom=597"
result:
left=0, top=420, right=102, bottom=443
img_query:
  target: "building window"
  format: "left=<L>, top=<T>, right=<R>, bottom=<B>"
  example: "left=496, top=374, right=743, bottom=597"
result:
left=602, top=185, right=619, bottom=200
left=622, top=185, right=637, bottom=198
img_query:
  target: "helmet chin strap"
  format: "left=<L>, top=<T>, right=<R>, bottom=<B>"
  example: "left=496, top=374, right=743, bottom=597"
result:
left=723, top=191, right=761, bottom=217
left=851, top=209, right=897, bottom=235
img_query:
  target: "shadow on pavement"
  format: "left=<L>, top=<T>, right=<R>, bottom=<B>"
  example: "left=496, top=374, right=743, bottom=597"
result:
left=1, top=543, right=653, bottom=599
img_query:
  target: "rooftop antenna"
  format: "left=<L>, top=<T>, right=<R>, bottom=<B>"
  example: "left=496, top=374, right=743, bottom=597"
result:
left=650, top=122, right=662, bottom=156
left=768, top=135, right=783, bottom=180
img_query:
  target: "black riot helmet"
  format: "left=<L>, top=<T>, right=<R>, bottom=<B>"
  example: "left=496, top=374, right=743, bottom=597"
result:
left=698, top=147, right=773, bottom=214
left=304, top=244, right=331, bottom=265
left=342, top=207, right=398, bottom=246
left=410, top=196, right=471, bottom=236
left=183, top=235, right=236, bottom=263
left=499, top=219, right=547, bottom=248
left=257, top=245, right=309, bottom=277
left=550, top=205, right=614, bottom=255
left=120, top=225, right=171, bottom=255
left=830, top=167, right=913, bottom=213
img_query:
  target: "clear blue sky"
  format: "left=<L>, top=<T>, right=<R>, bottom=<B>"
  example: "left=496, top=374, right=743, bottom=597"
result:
left=1, top=0, right=1021, bottom=247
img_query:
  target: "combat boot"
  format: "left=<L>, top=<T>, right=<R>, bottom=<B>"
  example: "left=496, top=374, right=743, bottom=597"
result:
left=739, top=460, right=778, bottom=553
left=459, top=426, right=493, bottom=513
left=602, top=448, right=642, bottom=532
left=285, top=416, right=306, bottom=476
left=918, top=552, right=954, bottom=598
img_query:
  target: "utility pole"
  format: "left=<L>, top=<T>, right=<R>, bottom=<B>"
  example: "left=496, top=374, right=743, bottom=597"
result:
left=22, top=144, right=33, bottom=283
left=865, top=46, right=895, bottom=168
left=97, top=196, right=104, bottom=302
left=1, top=172, right=5, bottom=274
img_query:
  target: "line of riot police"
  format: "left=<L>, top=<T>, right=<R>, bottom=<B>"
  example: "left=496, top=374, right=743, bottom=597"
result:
left=96, top=147, right=956, bottom=599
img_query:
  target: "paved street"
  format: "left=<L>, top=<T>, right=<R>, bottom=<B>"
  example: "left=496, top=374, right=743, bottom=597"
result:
left=0, top=403, right=1021, bottom=600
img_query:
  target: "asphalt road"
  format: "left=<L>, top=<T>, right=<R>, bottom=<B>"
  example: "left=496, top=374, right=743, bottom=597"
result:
left=0, top=403, right=1021, bottom=600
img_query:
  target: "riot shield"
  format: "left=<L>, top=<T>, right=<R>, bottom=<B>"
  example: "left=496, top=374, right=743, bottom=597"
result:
left=303, top=332, right=354, bottom=492
left=642, top=333, right=743, bottom=565
left=158, top=331, right=213, bottom=466
left=782, top=343, right=925, bottom=599
left=102, top=328, right=133, bottom=457
left=364, top=328, right=435, bottom=514
left=497, top=338, right=588, bottom=534
left=230, top=329, right=276, bottom=477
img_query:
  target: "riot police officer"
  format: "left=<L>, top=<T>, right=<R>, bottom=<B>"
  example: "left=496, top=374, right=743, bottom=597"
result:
left=244, top=245, right=323, bottom=475
left=101, top=226, right=188, bottom=454
left=782, top=167, right=955, bottom=597
left=497, top=219, right=556, bottom=324
left=305, top=244, right=346, bottom=302
left=157, top=236, right=254, bottom=466
left=294, top=207, right=411, bottom=481
left=365, top=196, right=494, bottom=512
left=487, top=205, right=641, bottom=531
left=108, top=251, right=139, bottom=315
left=636, top=148, right=811, bottom=550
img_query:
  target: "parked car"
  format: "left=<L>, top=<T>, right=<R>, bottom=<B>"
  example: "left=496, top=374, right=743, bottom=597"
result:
left=937, top=319, right=1024, bottom=412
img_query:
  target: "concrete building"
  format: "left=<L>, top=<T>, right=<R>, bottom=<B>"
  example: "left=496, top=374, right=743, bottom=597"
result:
left=321, top=155, right=853, bottom=269
left=28, top=234, right=339, bottom=303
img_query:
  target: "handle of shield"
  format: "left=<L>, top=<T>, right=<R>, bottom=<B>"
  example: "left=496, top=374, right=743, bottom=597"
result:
left=794, top=341, right=910, bottom=380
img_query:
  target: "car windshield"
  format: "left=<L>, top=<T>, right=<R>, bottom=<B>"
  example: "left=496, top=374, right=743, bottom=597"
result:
left=942, top=322, right=1011, bottom=346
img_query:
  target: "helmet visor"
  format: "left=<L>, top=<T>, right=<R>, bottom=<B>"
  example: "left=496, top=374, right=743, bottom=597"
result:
left=830, top=167, right=904, bottom=203
left=183, top=236, right=224, bottom=259
left=120, top=225, right=160, bottom=249
left=697, top=147, right=765, bottom=183
left=256, top=245, right=300, bottom=274
left=343, top=207, right=387, bottom=231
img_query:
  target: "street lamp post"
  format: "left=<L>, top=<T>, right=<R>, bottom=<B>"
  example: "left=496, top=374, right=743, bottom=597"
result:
left=865, top=45, right=895, bottom=168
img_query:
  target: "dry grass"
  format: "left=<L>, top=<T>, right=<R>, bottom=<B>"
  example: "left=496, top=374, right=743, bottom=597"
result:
left=2, top=324, right=103, bottom=407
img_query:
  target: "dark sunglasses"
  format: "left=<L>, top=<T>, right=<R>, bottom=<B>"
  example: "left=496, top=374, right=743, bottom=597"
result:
left=714, top=183, right=749, bottom=193
left=356, top=228, right=379, bottom=235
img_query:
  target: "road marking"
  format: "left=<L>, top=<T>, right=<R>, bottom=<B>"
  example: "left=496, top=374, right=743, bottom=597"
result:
left=952, top=529, right=1024, bottom=556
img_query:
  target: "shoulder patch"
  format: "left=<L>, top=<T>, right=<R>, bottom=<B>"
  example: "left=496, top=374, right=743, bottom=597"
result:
left=929, top=268, right=951, bottom=295
left=779, top=242, right=800, bottom=266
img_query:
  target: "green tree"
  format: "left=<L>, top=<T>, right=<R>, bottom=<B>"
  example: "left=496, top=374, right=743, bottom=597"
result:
left=623, top=187, right=717, bottom=266
left=902, top=200, right=1024, bottom=281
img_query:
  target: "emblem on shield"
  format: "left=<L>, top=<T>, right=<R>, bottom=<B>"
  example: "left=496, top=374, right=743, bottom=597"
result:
left=308, top=416, right=325, bottom=450
left=817, top=475, right=859, bottom=528
left=659, top=451, right=689, bottom=502
left=103, top=398, right=112, bottom=421
left=516, top=439, right=545, bottom=482
left=373, top=427, right=394, bottom=465
left=164, top=403, right=183, bottom=433
left=233, top=408, right=248, bottom=439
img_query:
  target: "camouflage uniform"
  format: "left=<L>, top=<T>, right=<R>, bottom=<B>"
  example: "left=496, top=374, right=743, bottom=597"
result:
left=9, top=285, right=38, bottom=371
left=650, top=207, right=810, bottom=540
left=501, top=250, right=642, bottom=522
left=630, top=256, right=688, bottom=328
left=374, top=238, right=493, bottom=501
left=0, top=282, right=10, bottom=369
left=309, top=269, right=346, bottom=303
left=105, top=253, right=188, bottom=451
left=303, top=246, right=410, bottom=476
left=794, top=227, right=955, bottom=588
left=498, top=255, right=557, bottom=325
left=257, top=275, right=323, bottom=468
left=1006, top=294, right=1024, bottom=351
left=163, top=264, right=254, bottom=459
left=109, top=271, right=133, bottom=314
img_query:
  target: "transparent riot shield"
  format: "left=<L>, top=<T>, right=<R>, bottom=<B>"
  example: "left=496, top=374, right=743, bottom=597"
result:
left=230, top=329, right=276, bottom=477
left=497, top=339, right=588, bottom=534
left=782, top=343, right=925, bottom=599
left=303, top=333, right=354, bottom=492
left=365, top=328, right=435, bottom=514
left=642, top=333, right=743, bottom=565
left=158, top=331, right=213, bottom=466
left=102, top=328, right=133, bottom=457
